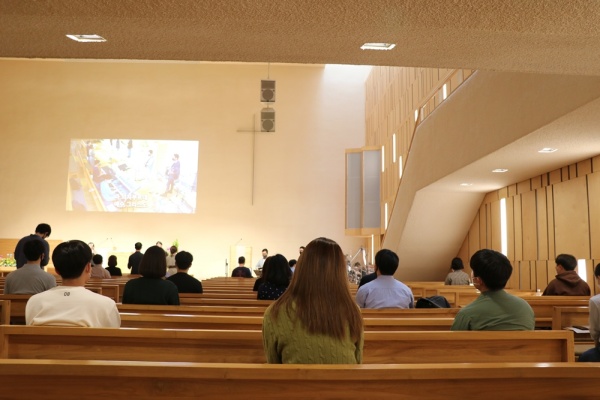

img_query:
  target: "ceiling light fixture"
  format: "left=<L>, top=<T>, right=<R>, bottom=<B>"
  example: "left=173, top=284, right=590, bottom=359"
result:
left=66, top=34, right=106, bottom=43
left=460, top=183, right=473, bottom=186
left=538, top=147, right=558, bottom=153
left=492, top=168, right=509, bottom=173
left=360, top=43, right=396, bottom=51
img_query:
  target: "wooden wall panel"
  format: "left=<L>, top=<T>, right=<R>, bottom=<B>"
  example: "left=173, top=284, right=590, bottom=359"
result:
left=469, top=213, right=480, bottom=259
left=521, top=191, right=537, bottom=260
left=513, top=195, right=523, bottom=261
left=589, top=172, right=600, bottom=259
left=519, top=261, right=531, bottom=290
left=479, top=205, right=487, bottom=249
left=490, top=200, right=501, bottom=252
left=578, top=159, right=592, bottom=176
left=553, top=177, right=590, bottom=258
left=506, top=196, right=515, bottom=259
left=535, top=260, right=548, bottom=291
left=536, top=188, right=549, bottom=261
left=546, top=185, right=555, bottom=259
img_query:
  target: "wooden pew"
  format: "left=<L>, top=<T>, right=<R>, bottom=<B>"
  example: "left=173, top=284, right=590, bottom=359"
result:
left=118, top=313, right=457, bottom=331
left=0, top=326, right=575, bottom=363
left=0, top=294, right=31, bottom=324
left=0, top=300, right=9, bottom=325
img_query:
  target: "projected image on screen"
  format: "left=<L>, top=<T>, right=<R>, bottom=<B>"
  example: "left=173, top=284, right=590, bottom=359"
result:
left=67, top=139, right=199, bottom=214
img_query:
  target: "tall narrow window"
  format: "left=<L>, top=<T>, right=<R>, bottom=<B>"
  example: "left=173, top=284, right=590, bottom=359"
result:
left=381, top=146, right=385, bottom=173
left=392, top=134, right=397, bottom=163
left=442, top=84, right=448, bottom=100
left=398, top=155, right=403, bottom=178
left=384, top=202, right=389, bottom=230
left=500, top=198, right=508, bottom=256
left=578, top=259, right=587, bottom=282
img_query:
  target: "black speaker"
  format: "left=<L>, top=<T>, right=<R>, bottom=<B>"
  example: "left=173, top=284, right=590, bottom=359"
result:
left=261, top=108, right=275, bottom=132
left=261, top=80, right=276, bottom=102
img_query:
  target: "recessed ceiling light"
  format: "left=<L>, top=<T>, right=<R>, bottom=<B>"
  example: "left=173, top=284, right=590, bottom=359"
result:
left=460, top=183, right=473, bottom=186
left=492, top=168, right=509, bottom=173
left=360, top=43, right=396, bottom=51
left=66, top=34, right=106, bottom=43
left=538, top=147, right=558, bottom=153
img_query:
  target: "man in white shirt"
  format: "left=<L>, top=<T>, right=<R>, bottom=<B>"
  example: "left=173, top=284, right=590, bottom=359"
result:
left=5, top=239, right=56, bottom=294
left=355, top=249, right=414, bottom=309
left=255, top=248, right=268, bottom=270
left=26, top=240, right=121, bottom=327
left=166, top=245, right=178, bottom=277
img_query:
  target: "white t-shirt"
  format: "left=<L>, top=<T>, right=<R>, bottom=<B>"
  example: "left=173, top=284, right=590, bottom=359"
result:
left=26, top=286, right=121, bottom=327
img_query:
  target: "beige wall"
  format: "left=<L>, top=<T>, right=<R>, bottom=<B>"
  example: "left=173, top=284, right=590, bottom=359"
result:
left=459, top=156, right=600, bottom=293
left=0, top=59, right=369, bottom=278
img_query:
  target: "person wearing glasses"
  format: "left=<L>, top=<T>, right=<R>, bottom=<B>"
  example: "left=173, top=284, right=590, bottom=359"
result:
left=451, top=249, right=534, bottom=331
left=14, top=223, right=52, bottom=269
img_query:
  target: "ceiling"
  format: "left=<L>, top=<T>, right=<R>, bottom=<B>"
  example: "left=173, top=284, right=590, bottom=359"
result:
left=2, top=0, right=600, bottom=76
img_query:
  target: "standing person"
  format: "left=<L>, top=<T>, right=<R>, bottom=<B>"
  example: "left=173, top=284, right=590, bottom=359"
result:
left=14, top=223, right=52, bottom=269
left=105, top=255, right=122, bottom=277
left=255, top=248, right=268, bottom=270
left=543, top=253, right=591, bottom=296
left=355, top=249, right=414, bottom=309
left=444, top=257, right=471, bottom=285
left=167, top=251, right=203, bottom=294
left=578, top=263, right=600, bottom=362
left=232, top=256, right=253, bottom=278
left=163, top=153, right=180, bottom=195
left=127, top=242, right=144, bottom=275
left=90, top=254, right=111, bottom=279
left=5, top=239, right=56, bottom=294
left=451, top=249, right=534, bottom=331
left=25, top=240, right=120, bottom=327
left=257, top=254, right=291, bottom=300
left=166, top=245, right=178, bottom=277
left=262, top=237, right=363, bottom=364
left=122, top=245, right=179, bottom=305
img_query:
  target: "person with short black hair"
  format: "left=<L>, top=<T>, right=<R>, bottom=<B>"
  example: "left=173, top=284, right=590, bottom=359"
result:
left=105, top=255, right=122, bottom=277
left=127, top=242, right=144, bottom=274
left=232, top=256, right=253, bottom=278
left=122, top=245, right=180, bottom=305
left=5, top=239, right=56, bottom=294
left=257, top=254, right=291, bottom=300
left=25, top=240, right=120, bottom=327
left=451, top=249, right=534, bottom=331
left=167, top=251, right=203, bottom=293
left=355, top=249, right=413, bottom=309
left=14, top=223, right=52, bottom=269
left=166, top=245, right=178, bottom=277
left=444, top=257, right=471, bottom=285
left=90, top=254, right=111, bottom=279
left=578, top=263, right=600, bottom=362
left=289, top=259, right=297, bottom=273
left=543, top=253, right=590, bottom=296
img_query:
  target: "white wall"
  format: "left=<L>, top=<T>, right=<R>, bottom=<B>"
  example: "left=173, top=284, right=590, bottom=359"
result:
left=0, top=60, right=370, bottom=279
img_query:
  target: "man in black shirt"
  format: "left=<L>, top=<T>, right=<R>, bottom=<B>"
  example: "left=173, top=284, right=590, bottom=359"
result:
left=166, top=251, right=203, bottom=293
left=127, top=242, right=144, bottom=275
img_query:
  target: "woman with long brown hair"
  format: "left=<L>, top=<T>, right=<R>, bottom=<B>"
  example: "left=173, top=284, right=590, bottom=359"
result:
left=262, top=237, right=363, bottom=363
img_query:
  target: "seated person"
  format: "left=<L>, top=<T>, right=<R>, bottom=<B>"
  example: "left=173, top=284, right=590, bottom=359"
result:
left=166, top=251, right=203, bottom=293
left=579, top=263, right=600, bottom=362
left=451, top=249, right=534, bottom=331
left=444, top=257, right=471, bottom=285
left=543, top=253, right=591, bottom=296
left=105, top=255, right=122, bottom=277
left=231, top=256, right=253, bottom=278
left=25, top=240, right=121, bottom=327
left=355, top=249, right=414, bottom=309
left=5, top=239, right=56, bottom=294
left=257, top=255, right=291, bottom=300
left=90, top=254, right=111, bottom=279
left=122, top=245, right=180, bottom=305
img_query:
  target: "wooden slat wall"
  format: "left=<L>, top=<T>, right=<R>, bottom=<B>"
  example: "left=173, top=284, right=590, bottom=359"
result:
left=458, top=155, right=600, bottom=292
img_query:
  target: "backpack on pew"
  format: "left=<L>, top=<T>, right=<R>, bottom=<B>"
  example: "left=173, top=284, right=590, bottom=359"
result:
left=415, top=296, right=451, bottom=308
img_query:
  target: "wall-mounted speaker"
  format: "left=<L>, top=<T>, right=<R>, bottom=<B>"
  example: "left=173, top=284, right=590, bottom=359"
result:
left=261, top=107, right=275, bottom=132
left=261, top=80, right=276, bottom=102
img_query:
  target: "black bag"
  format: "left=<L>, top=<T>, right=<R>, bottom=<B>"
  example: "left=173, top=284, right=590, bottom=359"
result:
left=415, top=295, right=451, bottom=308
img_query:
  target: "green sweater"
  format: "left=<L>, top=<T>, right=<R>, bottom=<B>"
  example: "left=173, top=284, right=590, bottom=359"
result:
left=451, top=289, right=535, bottom=331
left=262, top=304, right=363, bottom=364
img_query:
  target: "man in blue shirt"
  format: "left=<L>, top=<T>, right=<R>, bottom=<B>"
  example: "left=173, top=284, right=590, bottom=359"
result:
left=355, top=249, right=414, bottom=309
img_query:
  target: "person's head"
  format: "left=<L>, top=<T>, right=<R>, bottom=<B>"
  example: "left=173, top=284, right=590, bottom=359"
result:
left=156, top=241, right=163, bottom=248
left=134, top=242, right=142, bottom=251
left=88, top=242, right=95, bottom=251
left=374, top=249, right=399, bottom=276
left=175, top=251, right=193, bottom=270
left=470, top=249, right=512, bottom=291
left=52, top=240, right=92, bottom=280
left=299, top=246, right=305, bottom=254
left=595, top=263, right=600, bottom=285
left=262, top=249, right=268, bottom=259
left=271, top=237, right=362, bottom=342
left=169, top=245, right=177, bottom=255
left=138, top=245, right=168, bottom=278
left=23, top=239, right=45, bottom=263
left=263, top=254, right=292, bottom=287
left=35, top=223, right=51, bottom=239
left=107, top=255, right=118, bottom=268
left=555, top=254, right=577, bottom=272
left=289, top=259, right=297, bottom=268
left=92, top=254, right=103, bottom=266
left=238, top=256, right=245, bottom=265
left=173, top=153, right=179, bottom=161
left=451, top=257, right=464, bottom=271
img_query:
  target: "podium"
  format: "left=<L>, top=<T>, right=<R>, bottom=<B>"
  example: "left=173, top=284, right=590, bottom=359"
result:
left=228, top=245, right=253, bottom=277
